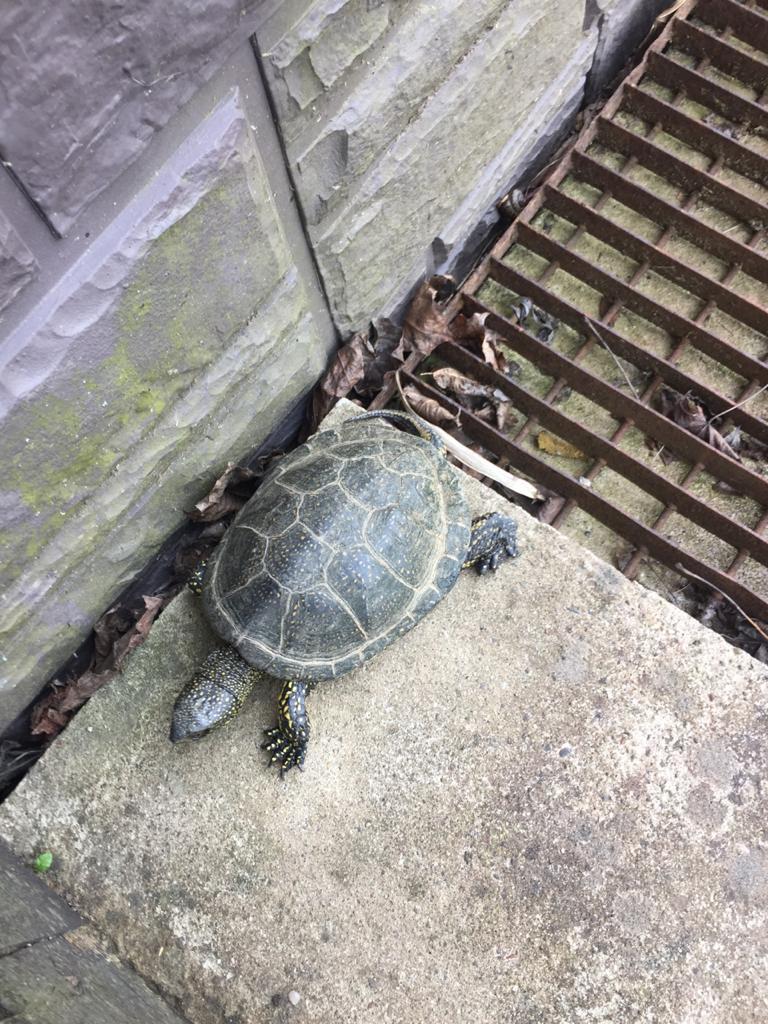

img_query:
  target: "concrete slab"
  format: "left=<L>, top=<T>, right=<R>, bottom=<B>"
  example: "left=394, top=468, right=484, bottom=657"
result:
left=1, top=401, right=767, bottom=1023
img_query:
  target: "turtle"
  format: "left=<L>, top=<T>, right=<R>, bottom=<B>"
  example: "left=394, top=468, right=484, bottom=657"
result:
left=170, top=410, right=518, bottom=773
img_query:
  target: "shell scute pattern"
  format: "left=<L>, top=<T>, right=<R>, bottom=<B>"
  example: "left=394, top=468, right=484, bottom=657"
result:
left=330, top=438, right=385, bottom=461
left=264, top=523, right=334, bottom=592
left=326, top=544, right=414, bottom=634
left=365, top=506, right=439, bottom=588
left=337, top=455, right=396, bottom=510
left=434, top=553, right=462, bottom=592
left=202, top=417, right=471, bottom=680
left=282, top=587, right=366, bottom=664
left=279, top=452, right=341, bottom=494
left=220, top=574, right=287, bottom=648
left=241, top=485, right=300, bottom=537
left=299, top=488, right=370, bottom=550
left=220, top=530, right=267, bottom=593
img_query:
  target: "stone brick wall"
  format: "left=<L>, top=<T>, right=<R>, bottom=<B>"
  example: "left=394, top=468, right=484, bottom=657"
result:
left=0, top=0, right=665, bottom=728
left=259, top=0, right=667, bottom=333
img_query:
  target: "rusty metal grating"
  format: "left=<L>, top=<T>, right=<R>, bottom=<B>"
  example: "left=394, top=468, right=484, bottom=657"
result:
left=374, top=0, right=768, bottom=623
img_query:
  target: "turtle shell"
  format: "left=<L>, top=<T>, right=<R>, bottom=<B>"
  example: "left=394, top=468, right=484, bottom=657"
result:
left=202, top=417, right=471, bottom=680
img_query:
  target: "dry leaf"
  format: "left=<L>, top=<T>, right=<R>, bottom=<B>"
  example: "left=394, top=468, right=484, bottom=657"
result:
left=309, top=318, right=405, bottom=429
left=308, top=330, right=370, bottom=429
left=654, top=0, right=689, bottom=29
left=658, top=389, right=741, bottom=461
left=30, top=595, right=166, bottom=738
left=109, top=595, right=165, bottom=673
left=494, top=402, right=515, bottom=432
left=401, top=386, right=459, bottom=427
left=429, top=368, right=497, bottom=404
left=355, top=318, right=404, bottom=396
left=189, top=463, right=259, bottom=522
left=481, top=335, right=509, bottom=374
left=429, top=367, right=515, bottom=432
left=401, top=276, right=459, bottom=357
left=396, top=373, right=542, bottom=500
left=537, top=431, right=585, bottom=460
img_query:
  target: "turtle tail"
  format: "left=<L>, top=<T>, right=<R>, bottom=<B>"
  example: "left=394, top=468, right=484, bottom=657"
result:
left=349, top=410, right=444, bottom=453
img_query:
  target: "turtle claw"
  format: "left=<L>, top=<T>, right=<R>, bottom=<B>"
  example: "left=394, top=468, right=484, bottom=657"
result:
left=261, top=727, right=307, bottom=776
left=476, top=536, right=518, bottom=574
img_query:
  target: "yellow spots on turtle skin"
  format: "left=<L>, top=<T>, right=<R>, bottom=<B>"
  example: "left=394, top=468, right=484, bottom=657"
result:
left=463, top=513, right=518, bottom=572
left=169, top=645, right=259, bottom=741
left=261, top=678, right=311, bottom=775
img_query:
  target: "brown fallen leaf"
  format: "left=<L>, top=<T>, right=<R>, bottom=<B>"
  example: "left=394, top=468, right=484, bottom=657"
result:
left=189, top=463, right=260, bottom=522
left=309, top=330, right=370, bottom=429
left=355, top=319, right=404, bottom=396
left=493, top=401, right=516, bottom=433
left=481, top=334, right=510, bottom=374
left=109, top=595, right=165, bottom=673
left=658, top=389, right=741, bottom=461
left=309, top=318, right=404, bottom=429
left=442, top=310, right=511, bottom=375
left=429, top=367, right=514, bottom=431
left=401, top=276, right=459, bottom=357
left=537, top=431, right=585, bottom=460
left=653, top=0, right=690, bottom=29
left=30, top=595, right=166, bottom=737
left=429, top=367, right=497, bottom=404
left=401, top=385, right=459, bottom=427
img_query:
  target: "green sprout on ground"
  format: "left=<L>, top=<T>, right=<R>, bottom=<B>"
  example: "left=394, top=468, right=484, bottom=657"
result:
left=32, top=850, right=53, bottom=873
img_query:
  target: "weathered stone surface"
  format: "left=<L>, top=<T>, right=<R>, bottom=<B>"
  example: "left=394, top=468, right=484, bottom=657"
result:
left=0, top=90, right=332, bottom=728
left=0, top=840, right=81, bottom=954
left=2, top=400, right=766, bottom=1023
left=298, top=0, right=597, bottom=331
left=263, top=0, right=511, bottom=186
left=0, top=0, right=262, bottom=233
left=0, top=209, right=37, bottom=316
left=0, top=929, right=187, bottom=1024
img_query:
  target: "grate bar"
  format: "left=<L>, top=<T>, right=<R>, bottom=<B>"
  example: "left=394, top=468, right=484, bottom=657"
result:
left=672, top=19, right=768, bottom=91
left=543, top=184, right=768, bottom=336
left=622, top=84, right=768, bottom=185
left=646, top=51, right=768, bottom=131
left=696, top=0, right=768, bottom=52
left=434, top=342, right=768, bottom=566
left=596, top=118, right=767, bottom=227
left=402, top=368, right=768, bottom=621
left=481, top=258, right=768, bottom=445
left=500, top=228, right=768, bottom=386
left=465, top=292, right=768, bottom=505
left=570, top=151, right=768, bottom=286
left=388, top=1, right=768, bottom=635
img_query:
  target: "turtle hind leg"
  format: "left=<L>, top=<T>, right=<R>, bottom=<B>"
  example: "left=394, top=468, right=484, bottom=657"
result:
left=463, top=512, right=518, bottom=575
left=188, top=560, right=209, bottom=596
left=262, top=679, right=313, bottom=776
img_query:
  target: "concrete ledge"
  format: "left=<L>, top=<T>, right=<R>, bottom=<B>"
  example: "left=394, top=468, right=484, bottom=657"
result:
left=0, top=841, right=187, bottom=1024
left=1, top=401, right=766, bottom=1023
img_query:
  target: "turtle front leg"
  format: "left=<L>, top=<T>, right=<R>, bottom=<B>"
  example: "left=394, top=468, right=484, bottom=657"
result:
left=463, top=512, right=518, bottom=574
left=262, top=680, right=313, bottom=776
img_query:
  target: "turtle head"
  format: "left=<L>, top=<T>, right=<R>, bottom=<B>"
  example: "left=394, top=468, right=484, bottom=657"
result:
left=170, top=646, right=258, bottom=742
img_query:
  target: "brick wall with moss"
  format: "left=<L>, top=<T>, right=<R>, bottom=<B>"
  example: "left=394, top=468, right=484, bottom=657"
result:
left=0, top=0, right=664, bottom=727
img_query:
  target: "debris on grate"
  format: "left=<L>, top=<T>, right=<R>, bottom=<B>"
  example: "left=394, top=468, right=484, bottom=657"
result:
left=361, top=0, right=768, bottom=656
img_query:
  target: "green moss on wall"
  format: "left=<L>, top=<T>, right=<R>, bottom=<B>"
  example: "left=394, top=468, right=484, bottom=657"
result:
left=1, top=156, right=292, bottom=587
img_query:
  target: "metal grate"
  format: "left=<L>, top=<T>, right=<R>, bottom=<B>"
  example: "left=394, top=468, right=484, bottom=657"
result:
left=373, top=0, right=768, bottom=621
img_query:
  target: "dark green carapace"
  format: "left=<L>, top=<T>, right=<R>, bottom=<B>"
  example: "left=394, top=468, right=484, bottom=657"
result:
left=170, top=411, right=518, bottom=774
